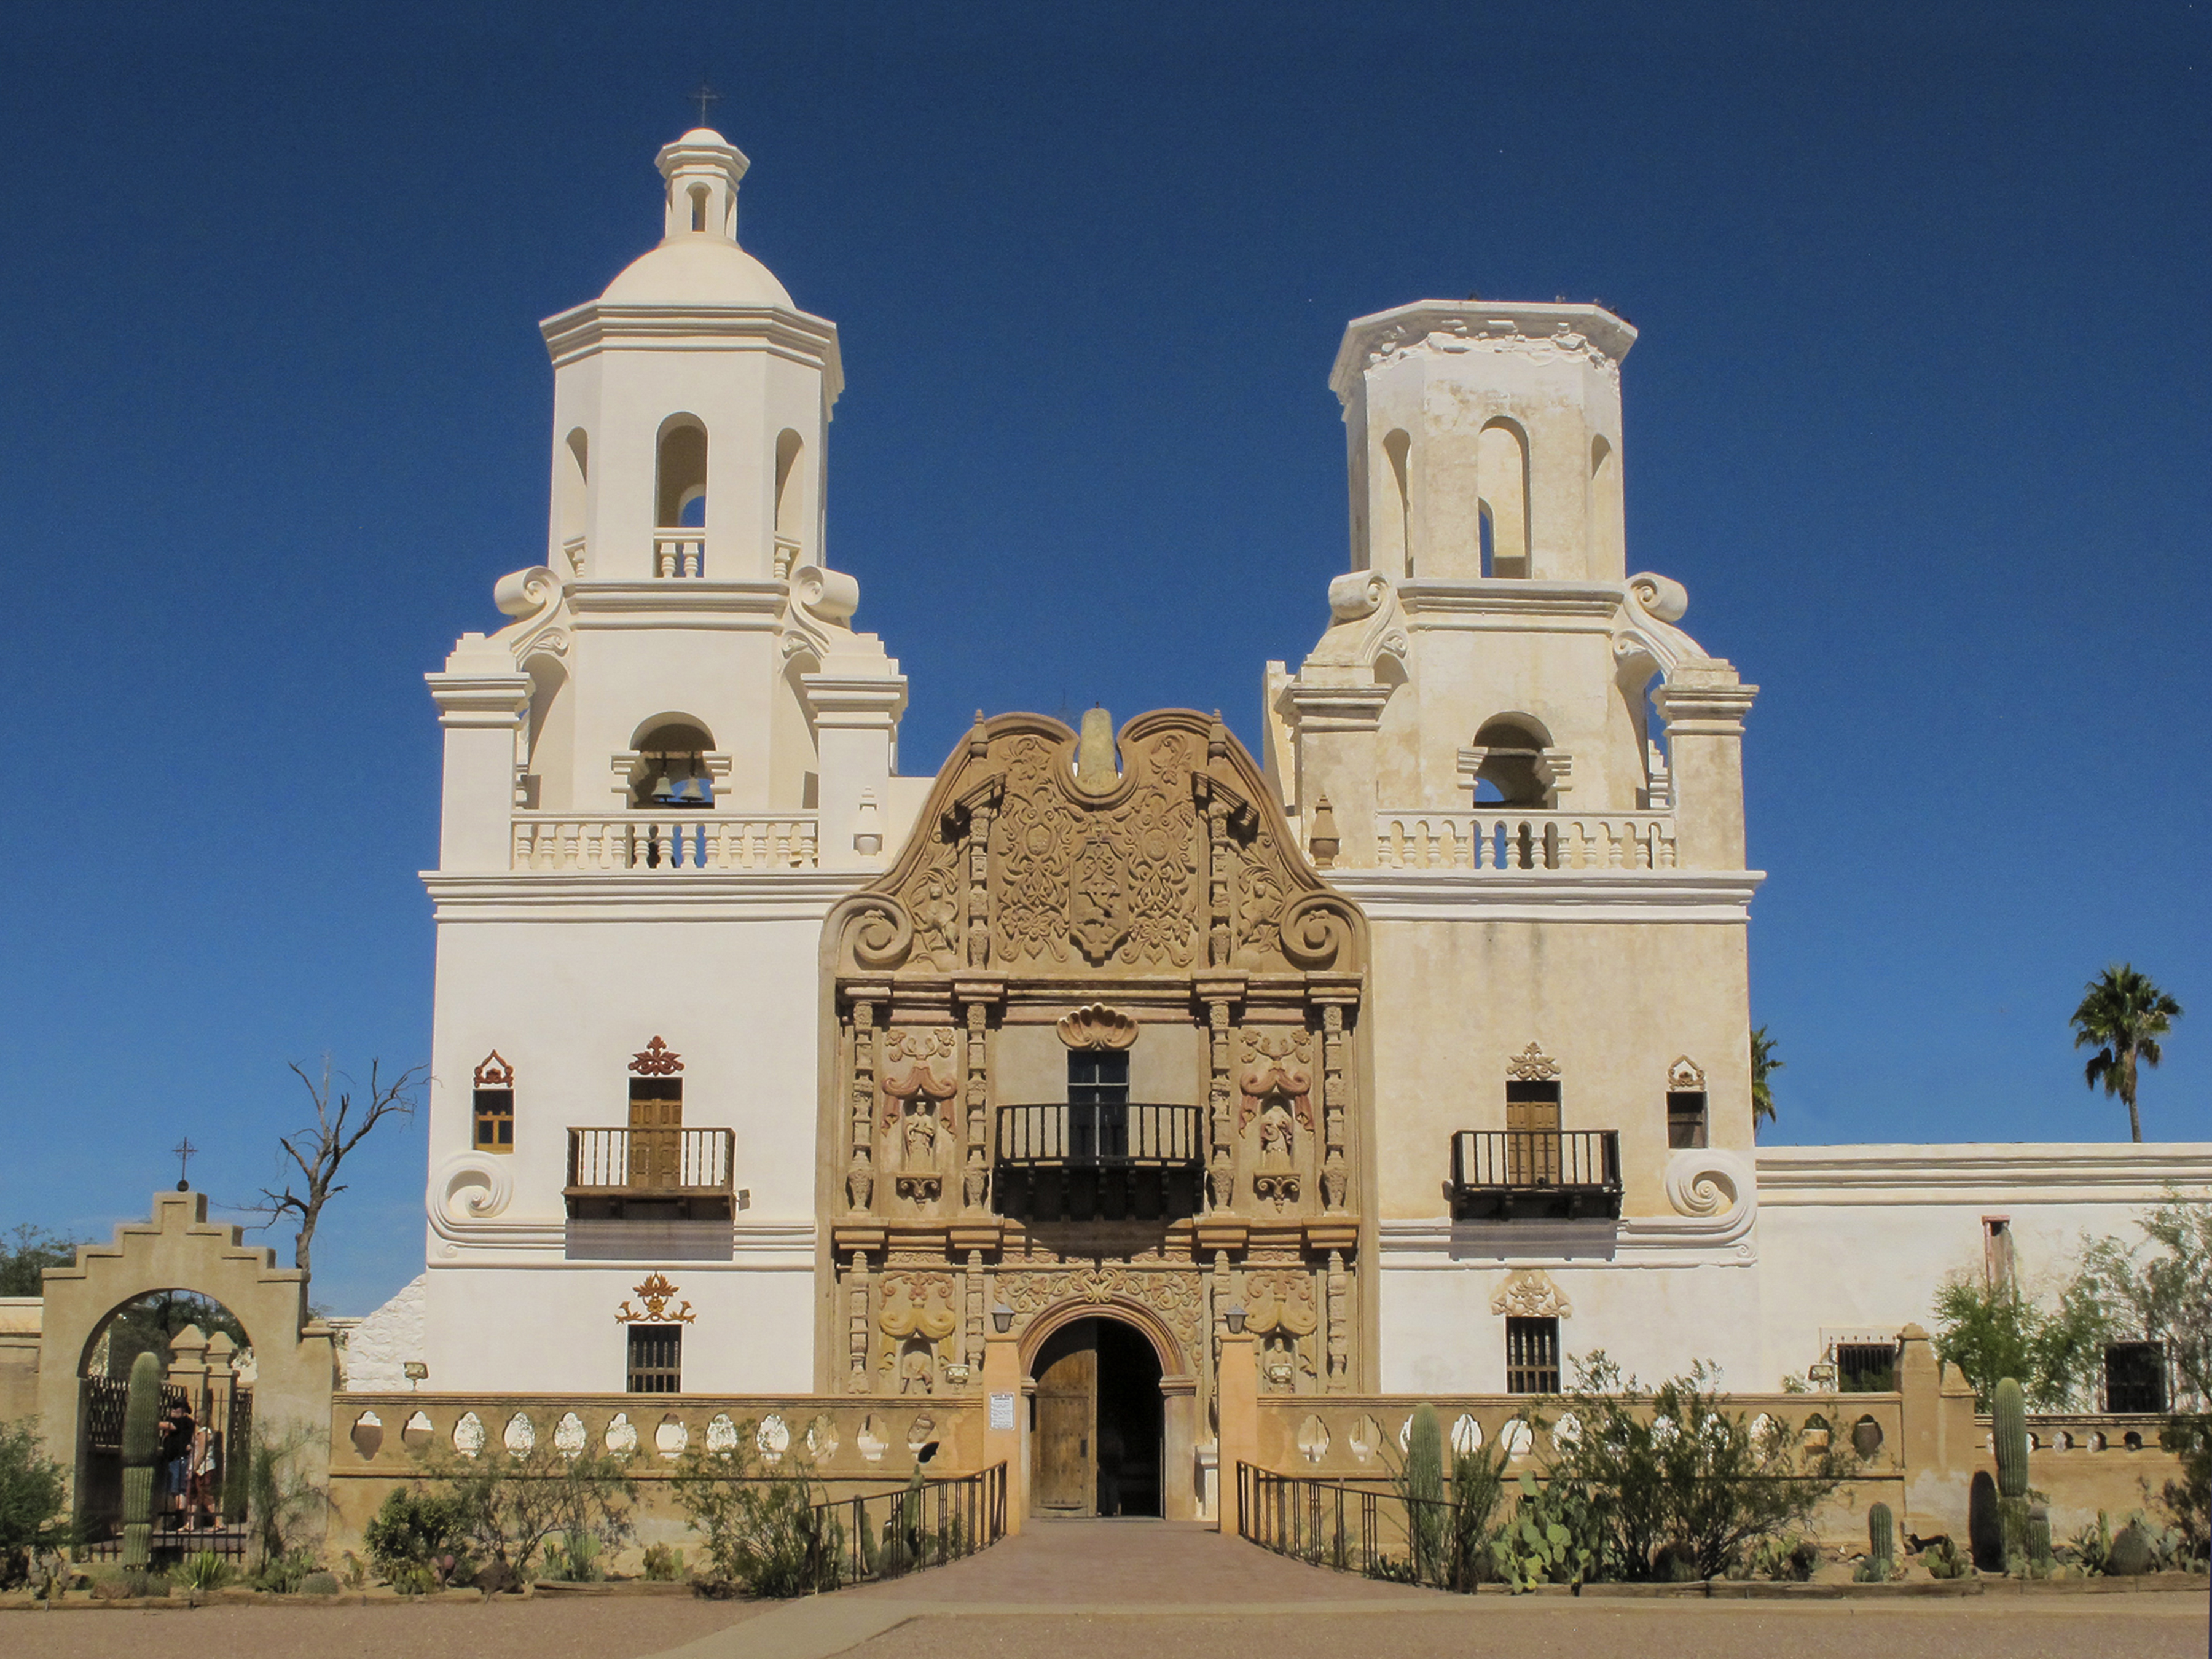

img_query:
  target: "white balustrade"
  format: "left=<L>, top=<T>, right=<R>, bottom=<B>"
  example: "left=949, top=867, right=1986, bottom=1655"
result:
left=1375, top=810, right=1677, bottom=872
left=511, top=812, right=820, bottom=871
left=653, top=530, right=705, bottom=578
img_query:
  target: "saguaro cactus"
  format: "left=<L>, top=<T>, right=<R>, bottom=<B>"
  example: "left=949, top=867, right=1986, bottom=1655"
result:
left=119, top=1351, right=163, bottom=1571
left=1868, top=1502, right=1895, bottom=1570
left=1992, top=1377, right=2028, bottom=1498
left=1404, top=1403, right=1444, bottom=1583
left=1992, top=1376, right=2030, bottom=1571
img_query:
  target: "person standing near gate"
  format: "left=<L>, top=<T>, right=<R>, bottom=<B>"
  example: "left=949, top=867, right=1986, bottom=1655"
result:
left=159, top=1399, right=195, bottom=1531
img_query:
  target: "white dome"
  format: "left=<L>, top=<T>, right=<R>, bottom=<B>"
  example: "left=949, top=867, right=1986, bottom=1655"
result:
left=600, top=237, right=793, bottom=308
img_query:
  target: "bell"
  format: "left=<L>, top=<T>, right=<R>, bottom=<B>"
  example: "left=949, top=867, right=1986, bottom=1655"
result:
left=674, top=774, right=709, bottom=806
left=648, top=764, right=678, bottom=805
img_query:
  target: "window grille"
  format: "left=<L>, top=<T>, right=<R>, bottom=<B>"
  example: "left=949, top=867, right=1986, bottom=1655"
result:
left=1835, top=1342, right=1898, bottom=1393
left=1505, top=1316, right=1559, bottom=1394
left=2103, top=1341, right=2168, bottom=1414
left=627, top=1325, right=683, bottom=1394
left=1666, top=1090, right=1708, bottom=1150
left=473, top=1088, right=514, bottom=1152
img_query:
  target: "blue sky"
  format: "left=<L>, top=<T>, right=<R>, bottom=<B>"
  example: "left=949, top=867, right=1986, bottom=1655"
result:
left=2, top=2, right=2205, bottom=1315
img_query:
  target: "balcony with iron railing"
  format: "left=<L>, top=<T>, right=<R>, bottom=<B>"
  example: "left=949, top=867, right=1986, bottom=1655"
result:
left=566, top=1127, right=736, bottom=1219
left=995, top=1103, right=1203, bottom=1225
left=1448, top=1129, right=1623, bottom=1220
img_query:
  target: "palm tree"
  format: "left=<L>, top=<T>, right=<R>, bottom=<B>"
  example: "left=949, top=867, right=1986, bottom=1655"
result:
left=2070, top=964, right=2182, bottom=1143
left=1750, top=1026, right=1782, bottom=1136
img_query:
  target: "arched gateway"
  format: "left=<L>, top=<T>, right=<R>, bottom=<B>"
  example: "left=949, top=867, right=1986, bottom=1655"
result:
left=818, top=708, right=1371, bottom=1520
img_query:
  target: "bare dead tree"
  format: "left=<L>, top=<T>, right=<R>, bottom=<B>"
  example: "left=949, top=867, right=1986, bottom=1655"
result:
left=249, top=1057, right=425, bottom=1298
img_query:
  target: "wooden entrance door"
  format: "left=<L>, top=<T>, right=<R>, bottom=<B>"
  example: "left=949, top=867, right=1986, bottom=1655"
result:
left=1030, top=1323, right=1097, bottom=1515
left=628, top=1080, right=683, bottom=1190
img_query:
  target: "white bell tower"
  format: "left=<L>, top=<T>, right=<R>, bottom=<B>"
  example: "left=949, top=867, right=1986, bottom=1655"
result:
left=428, top=126, right=908, bottom=874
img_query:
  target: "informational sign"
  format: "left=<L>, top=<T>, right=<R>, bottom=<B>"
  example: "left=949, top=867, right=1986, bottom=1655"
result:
left=989, top=1391, right=1017, bottom=1430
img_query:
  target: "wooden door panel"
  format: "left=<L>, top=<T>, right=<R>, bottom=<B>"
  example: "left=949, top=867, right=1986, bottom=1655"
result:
left=1032, top=1330, right=1096, bottom=1514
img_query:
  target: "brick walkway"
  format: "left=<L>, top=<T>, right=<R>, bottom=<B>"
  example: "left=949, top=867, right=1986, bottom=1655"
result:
left=842, top=1518, right=1449, bottom=1606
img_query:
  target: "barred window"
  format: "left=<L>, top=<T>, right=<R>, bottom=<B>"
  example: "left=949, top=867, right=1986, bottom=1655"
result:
left=1506, top=1317, right=1559, bottom=1395
left=1836, top=1342, right=1898, bottom=1393
left=2104, top=1341, right=2167, bottom=1414
left=627, top=1325, right=682, bottom=1394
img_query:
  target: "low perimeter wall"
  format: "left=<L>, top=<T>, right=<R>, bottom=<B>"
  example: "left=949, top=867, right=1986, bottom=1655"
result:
left=1231, top=1326, right=2186, bottom=1548
left=330, top=1394, right=981, bottom=1563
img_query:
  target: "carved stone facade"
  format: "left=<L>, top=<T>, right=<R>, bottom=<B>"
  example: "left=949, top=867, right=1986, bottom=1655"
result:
left=820, top=710, right=1370, bottom=1413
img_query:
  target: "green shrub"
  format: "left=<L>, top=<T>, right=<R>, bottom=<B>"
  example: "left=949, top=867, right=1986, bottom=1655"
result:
left=1745, top=1534, right=1818, bottom=1581
left=250, top=1547, right=321, bottom=1594
left=0, top=1420, right=71, bottom=1588
left=2157, top=1416, right=2210, bottom=1565
left=2066, top=1512, right=2113, bottom=1575
left=299, top=1571, right=340, bottom=1596
left=1445, top=1442, right=1508, bottom=1590
left=544, top=1529, right=603, bottom=1582
left=364, top=1486, right=467, bottom=1584
left=1524, top=1355, right=1859, bottom=1583
left=413, top=1441, right=636, bottom=1590
left=669, top=1430, right=839, bottom=1598
left=641, top=1542, right=684, bottom=1582
left=182, top=1550, right=235, bottom=1591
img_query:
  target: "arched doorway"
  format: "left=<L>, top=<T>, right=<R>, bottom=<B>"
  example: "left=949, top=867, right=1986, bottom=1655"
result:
left=1029, top=1316, right=1163, bottom=1518
left=76, top=1292, right=254, bottom=1560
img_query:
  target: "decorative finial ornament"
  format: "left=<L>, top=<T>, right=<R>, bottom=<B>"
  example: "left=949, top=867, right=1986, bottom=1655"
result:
left=629, top=1037, right=684, bottom=1076
left=615, top=1272, right=696, bottom=1324
left=474, top=1050, right=516, bottom=1089
left=691, top=76, right=720, bottom=128
left=172, top=1137, right=198, bottom=1192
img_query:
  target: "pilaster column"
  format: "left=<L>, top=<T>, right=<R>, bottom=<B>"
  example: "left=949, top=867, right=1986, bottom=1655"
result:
left=1285, top=683, right=1390, bottom=868
left=802, top=670, right=909, bottom=871
left=426, top=635, right=531, bottom=874
left=1652, top=669, right=1758, bottom=871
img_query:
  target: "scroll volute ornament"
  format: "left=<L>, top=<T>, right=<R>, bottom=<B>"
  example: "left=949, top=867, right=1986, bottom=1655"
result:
left=1057, top=1003, right=1138, bottom=1051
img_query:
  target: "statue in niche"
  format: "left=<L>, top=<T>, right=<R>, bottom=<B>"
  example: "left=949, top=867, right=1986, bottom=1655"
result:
left=1245, top=1273, right=1319, bottom=1392
left=1253, top=1096, right=1300, bottom=1210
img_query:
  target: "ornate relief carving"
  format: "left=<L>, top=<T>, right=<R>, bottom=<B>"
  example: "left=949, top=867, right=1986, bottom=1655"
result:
left=1237, top=1030, right=1314, bottom=1132
left=1505, top=1042, right=1559, bottom=1083
left=877, top=1273, right=959, bottom=1394
left=472, top=1051, right=514, bottom=1088
left=1057, top=1003, right=1139, bottom=1051
left=614, top=1273, right=696, bottom=1324
left=1361, top=316, right=1623, bottom=384
left=1667, top=1055, right=1706, bottom=1091
left=843, top=712, right=1360, bottom=982
left=1489, top=1268, right=1571, bottom=1320
left=882, top=1029, right=956, bottom=1206
left=998, top=1267, right=1204, bottom=1351
left=629, top=1037, right=683, bottom=1077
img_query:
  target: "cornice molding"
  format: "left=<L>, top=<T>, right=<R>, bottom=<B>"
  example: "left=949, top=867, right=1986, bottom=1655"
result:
left=539, top=302, right=844, bottom=405
left=1376, top=1212, right=1757, bottom=1269
left=1332, top=301, right=1637, bottom=404
left=421, top=868, right=871, bottom=924
left=1397, top=580, right=1623, bottom=629
left=1755, top=1143, right=2212, bottom=1205
left=1327, top=868, right=1763, bottom=924
left=567, top=581, right=788, bottom=631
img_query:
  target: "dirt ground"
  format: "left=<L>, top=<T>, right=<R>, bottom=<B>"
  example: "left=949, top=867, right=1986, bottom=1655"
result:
left=0, top=1594, right=769, bottom=1659
left=853, top=1601, right=2212, bottom=1659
